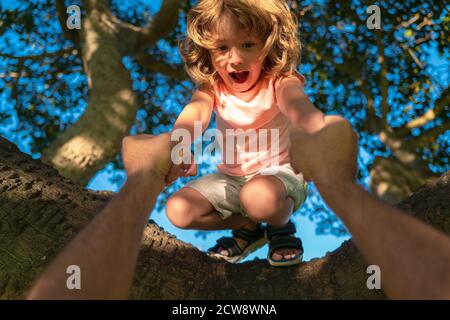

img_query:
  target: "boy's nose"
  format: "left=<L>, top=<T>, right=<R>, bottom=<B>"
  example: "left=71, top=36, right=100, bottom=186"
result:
left=228, top=47, right=244, bottom=65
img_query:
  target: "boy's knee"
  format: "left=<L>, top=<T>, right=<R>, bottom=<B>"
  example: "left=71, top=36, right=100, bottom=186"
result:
left=240, top=179, right=285, bottom=221
left=166, top=195, right=195, bottom=229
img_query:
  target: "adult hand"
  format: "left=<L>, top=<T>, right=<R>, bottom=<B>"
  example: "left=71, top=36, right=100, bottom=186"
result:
left=289, top=115, right=358, bottom=186
left=165, top=141, right=197, bottom=186
left=165, top=149, right=197, bottom=186
left=121, top=133, right=172, bottom=183
left=164, top=137, right=198, bottom=185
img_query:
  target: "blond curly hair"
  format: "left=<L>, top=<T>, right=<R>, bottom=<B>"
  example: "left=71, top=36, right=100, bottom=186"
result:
left=179, top=0, right=301, bottom=92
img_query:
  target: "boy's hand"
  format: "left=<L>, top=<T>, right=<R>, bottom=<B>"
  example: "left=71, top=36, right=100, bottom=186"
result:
left=289, top=115, right=358, bottom=186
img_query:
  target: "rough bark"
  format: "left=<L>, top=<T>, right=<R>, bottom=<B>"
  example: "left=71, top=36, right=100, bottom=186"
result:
left=0, top=136, right=449, bottom=299
left=41, top=0, right=181, bottom=186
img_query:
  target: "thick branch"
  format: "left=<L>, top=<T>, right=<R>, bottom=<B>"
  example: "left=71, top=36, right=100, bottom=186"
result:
left=41, top=0, right=184, bottom=185
left=0, top=137, right=449, bottom=299
left=41, top=0, right=140, bottom=185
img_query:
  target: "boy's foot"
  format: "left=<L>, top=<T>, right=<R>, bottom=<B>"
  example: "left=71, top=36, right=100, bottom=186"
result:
left=270, top=235, right=302, bottom=261
left=218, top=229, right=300, bottom=260
left=266, top=221, right=303, bottom=267
left=217, top=220, right=258, bottom=256
left=207, top=222, right=267, bottom=263
left=210, top=221, right=300, bottom=263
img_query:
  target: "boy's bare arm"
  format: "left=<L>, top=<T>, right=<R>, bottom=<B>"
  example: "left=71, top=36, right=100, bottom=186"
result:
left=165, top=88, right=214, bottom=184
left=289, top=118, right=450, bottom=299
left=172, top=88, right=214, bottom=140
left=276, top=77, right=325, bottom=133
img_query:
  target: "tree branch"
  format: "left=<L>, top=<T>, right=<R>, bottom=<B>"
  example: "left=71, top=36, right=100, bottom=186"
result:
left=113, top=0, right=182, bottom=58
left=408, top=125, right=450, bottom=149
left=359, top=83, right=384, bottom=132
left=375, top=30, right=389, bottom=120
left=134, top=0, right=182, bottom=52
left=135, top=52, right=187, bottom=80
left=396, top=87, right=449, bottom=134
left=377, top=129, right=435, bottom=182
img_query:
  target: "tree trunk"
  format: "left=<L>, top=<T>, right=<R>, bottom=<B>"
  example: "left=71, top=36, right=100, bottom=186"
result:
left=0, top=136, right=449, bottom=299
left=41, top=0, right=181, bottom=186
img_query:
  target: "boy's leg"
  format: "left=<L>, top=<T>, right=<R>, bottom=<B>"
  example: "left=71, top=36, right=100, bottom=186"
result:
left=240, top=175, right=294, bottom=226
left=166, top=186, right=256, bottom=231
left=240, top=175, right=298, bottom=260
left=166, top=172, right=265, bottom=258
left=240, top=162, right=308, bottom=263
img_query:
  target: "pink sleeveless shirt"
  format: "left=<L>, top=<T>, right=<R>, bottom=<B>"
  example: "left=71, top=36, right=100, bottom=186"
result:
left=212, top=72, right=305, bottom=176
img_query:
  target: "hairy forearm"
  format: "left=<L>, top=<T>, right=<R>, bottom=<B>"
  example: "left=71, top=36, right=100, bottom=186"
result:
left=317, top=181, right=450, bottom=299
left=27, top=173, right=163, bottom=299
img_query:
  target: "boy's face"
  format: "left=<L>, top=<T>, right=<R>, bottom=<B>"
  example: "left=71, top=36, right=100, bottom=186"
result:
left=209, top=13, right=265, bottom=94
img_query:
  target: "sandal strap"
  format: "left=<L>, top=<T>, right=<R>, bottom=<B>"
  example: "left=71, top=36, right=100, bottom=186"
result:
left=215, top=237, right=242, bottom=256
left=266, top=221, right=296, bottom=240
left=207, top=224, right=266, bottom=258
left=232, top=223, right=264, bottom=242
left=268, top=237, right=303, bottom=256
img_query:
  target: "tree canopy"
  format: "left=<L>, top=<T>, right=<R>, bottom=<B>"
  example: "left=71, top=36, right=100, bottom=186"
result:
left=0, top=0, right=448, bottom=236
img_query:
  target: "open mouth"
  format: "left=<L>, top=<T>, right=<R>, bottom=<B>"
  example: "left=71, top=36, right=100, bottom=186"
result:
left=229, top=71, right=250, bottom=84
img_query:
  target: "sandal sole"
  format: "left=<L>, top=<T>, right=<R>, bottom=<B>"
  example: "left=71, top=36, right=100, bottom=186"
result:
left=207, top=237, right=268, bottom=263
left=267, top=254, right=303, bottom=267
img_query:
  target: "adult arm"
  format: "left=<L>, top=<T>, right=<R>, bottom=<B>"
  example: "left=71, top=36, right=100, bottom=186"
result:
left=289, top=117, right=450, bottom=299
left=27, top=134, right=172, bottom=299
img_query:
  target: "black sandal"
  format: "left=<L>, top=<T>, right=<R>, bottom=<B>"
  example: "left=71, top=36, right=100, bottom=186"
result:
left=207, top=223, right=267, bottom=263
left=266, top=221, right=303, bottom=267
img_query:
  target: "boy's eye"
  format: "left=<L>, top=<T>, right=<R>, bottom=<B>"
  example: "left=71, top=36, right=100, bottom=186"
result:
left=217, top=45, right=228, bottom=51
left=243, top=42, right=254, bottom=48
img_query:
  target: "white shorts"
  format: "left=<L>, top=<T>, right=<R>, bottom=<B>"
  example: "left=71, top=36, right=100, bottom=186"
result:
left=184, top=163, right=307, bottom=219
